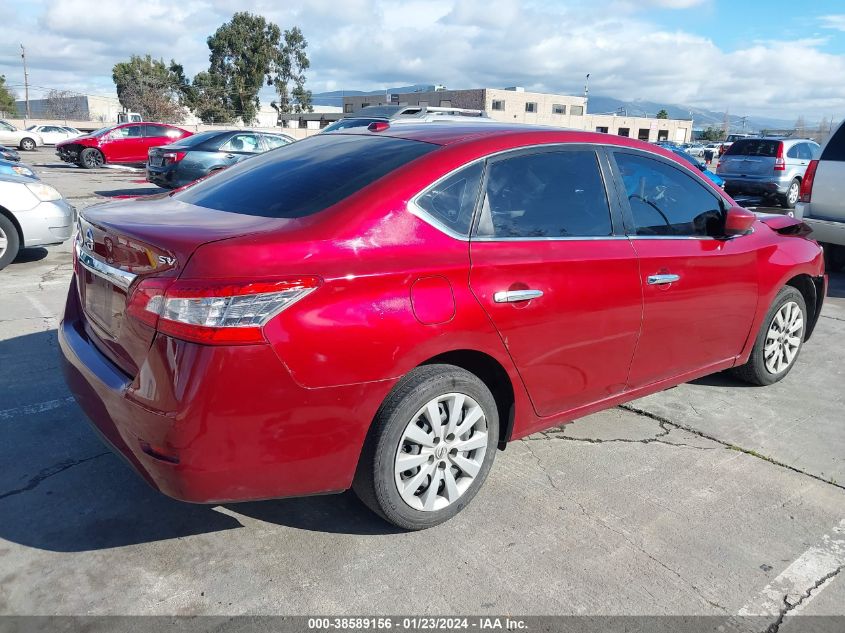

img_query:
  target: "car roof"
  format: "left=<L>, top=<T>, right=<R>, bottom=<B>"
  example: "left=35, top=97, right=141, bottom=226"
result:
left=333, top=122, right=684, bottom=155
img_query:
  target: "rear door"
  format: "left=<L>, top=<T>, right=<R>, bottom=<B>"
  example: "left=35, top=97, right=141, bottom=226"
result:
left=610, top=150, right=758, bottom=388
left=468, top=146, right=642, bottom=417
left=144, top=125, right=184, bottom=158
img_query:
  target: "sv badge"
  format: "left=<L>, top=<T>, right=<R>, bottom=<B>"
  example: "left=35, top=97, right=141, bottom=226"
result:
left=157, top=255, right=177, bottom=266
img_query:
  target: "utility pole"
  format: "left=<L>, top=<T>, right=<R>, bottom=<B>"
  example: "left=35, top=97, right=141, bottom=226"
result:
left=583, top=73, right=590, bottom=111
left=21, top=44, right=31, bottom=118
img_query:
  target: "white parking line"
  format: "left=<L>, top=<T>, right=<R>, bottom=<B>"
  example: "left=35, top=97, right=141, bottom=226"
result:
left=0, top=396, right=75, bottom=420
left=737, top=518, right=845, bottom=617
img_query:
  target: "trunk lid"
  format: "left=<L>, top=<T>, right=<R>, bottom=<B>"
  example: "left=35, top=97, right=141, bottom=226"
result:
left=718, top=155, right=775, bottom=176
left=75, top=197, right=285, bottom=376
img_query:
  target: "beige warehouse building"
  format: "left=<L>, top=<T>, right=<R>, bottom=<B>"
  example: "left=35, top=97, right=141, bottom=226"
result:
left=343, top=87, right=691, bottom=143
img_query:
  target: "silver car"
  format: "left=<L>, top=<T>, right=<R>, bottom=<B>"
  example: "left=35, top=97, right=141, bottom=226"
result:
left=716, top=137, right=820, bottom=208
left=0, top=120, right=43, bottom=151
left=794, top=120, right=845, bottom=271
left=0, top=174, right=74, bottom=270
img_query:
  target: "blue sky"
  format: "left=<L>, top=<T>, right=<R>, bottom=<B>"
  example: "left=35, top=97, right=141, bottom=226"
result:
left=2, top=0, right=844, bottom=120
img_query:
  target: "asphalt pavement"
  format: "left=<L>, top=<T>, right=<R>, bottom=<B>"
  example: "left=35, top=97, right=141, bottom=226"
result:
left=0, top=148, right=843, bottom=624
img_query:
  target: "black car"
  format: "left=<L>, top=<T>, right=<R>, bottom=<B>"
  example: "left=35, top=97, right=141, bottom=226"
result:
left=0, top=145, right=21, bottom=162
left=146, top=130, right=294, bottom=189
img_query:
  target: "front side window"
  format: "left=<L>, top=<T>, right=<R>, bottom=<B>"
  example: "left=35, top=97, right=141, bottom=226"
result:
left=614, top=152, right=724, bottom=237
left=476, top=150, right=612, bottom=239
left=221, top=133, right=261, bottom=153
left=262, top=134, right=292, bottom=149
left=415, top=162, right=483, bottom=236
left=113, top=125, right=142, bottom=138
left=176, top=134, right=437, bottom=218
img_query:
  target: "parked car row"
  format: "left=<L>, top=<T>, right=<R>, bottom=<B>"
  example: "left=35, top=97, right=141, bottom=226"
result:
left=0, top=120, right=43, bottom=151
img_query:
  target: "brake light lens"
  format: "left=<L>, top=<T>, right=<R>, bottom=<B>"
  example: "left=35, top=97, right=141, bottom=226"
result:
left=774, top=142, right=785, bottom=171
left=127, top=277, right=319, bottom=345
left=162, top=151, right=186, bottom=165
left=800, top=159, right=818, bottom=203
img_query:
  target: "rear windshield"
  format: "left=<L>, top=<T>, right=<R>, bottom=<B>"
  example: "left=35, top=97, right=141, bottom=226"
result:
left=176, top=134, right=438, bottom=218
left=725, top=139, right=780, bottom=157
left=321, top=118, right=381, bottom=133
left=821, top=122, right=845, bottom=162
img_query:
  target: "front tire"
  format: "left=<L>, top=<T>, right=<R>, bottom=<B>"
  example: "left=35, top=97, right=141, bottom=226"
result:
left=781, top=178, right=800, bottom=209
left=732, top=286, right=806, bottom=385
left=19, top=138, right=36, bottom=151
left=0, top=214, right=21, bottom=271
left=79, top=148, right=105, bottom=169
left=353, top=364, right=499, bottom=530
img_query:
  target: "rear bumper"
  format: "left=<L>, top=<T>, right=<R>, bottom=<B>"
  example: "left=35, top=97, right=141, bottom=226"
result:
left=795, top=209, right=845, bottom=247
left=59, top=278, right=391, bottom=503
left=146, top=165, right=180, bottom=189
left=18, top=199, right=75, bottom=246
left=721, top=175, right=791, bottom=196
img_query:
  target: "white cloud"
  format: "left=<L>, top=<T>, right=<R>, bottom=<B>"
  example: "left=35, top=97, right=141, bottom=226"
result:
left=1, top=0, right=843, bottom=119
left=820, top=14, right=845, bottom=31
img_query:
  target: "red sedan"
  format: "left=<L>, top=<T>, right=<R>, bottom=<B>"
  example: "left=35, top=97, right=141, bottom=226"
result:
left=60, top=124, right=827, bottom=529
left=56, top=122, right=191, bottom=169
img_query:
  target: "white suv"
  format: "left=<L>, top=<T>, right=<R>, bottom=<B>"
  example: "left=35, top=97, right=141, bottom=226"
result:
left=795, top=121, right=845, bottom=271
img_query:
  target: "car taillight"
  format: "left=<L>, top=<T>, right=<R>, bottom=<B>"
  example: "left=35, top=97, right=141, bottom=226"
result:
left=800, top=159, right=818, bottom=203
left=127, top=277, right=319, bottom=345
left=162, top=151, right=186, bottom=165
left=774, top=142, right=785, bottom=171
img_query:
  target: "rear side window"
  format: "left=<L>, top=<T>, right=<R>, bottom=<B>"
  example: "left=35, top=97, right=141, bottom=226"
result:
left=821, top=123, right=845, bottom=161
left=476, top=150, right=612, bottom=238
left=725, top=139, right=780, bottom=157
left=615, top=153, right=723, bottom=237
left=176, top=135, right=437, bottom=218
left=415, top=162, right=483, bottom=236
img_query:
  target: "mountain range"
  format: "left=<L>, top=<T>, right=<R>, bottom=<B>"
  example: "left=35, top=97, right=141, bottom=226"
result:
left=311, top=84, right=800, bottom=132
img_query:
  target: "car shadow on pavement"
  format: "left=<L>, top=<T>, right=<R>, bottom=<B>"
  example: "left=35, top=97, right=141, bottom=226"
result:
left=688, top=371, right=758, bottom=388
left=228, top=492, right=403, bottom=537
left=93, top=188, right=168, bottom=198
left=826, top=271, right=845, bottom=299
left=11, top=247, right=49, bottom=265
left=0, top=331, right=399, bottom=552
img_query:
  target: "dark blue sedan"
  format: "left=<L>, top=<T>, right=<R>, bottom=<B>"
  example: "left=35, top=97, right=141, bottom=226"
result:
left=146, top=130, right=294, bottom=189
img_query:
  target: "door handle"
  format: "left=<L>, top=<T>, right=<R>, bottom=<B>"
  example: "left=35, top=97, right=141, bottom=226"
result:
left=494, top=289, right=543, bottom=303
left=647, top=274, right=680, bottom=285
left=224, top=153, right=235, bottom=159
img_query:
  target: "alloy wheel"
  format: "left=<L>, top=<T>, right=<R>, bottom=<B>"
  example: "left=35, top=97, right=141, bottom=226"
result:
left=394, top=393, right=488, bottom=512
left=787, top=181, right=800, bottom=205
left=21, top=138, right=35, bottom=151
left=764, top=301, right=803, bottom=374
left=0, top=226, right=7, bottom=260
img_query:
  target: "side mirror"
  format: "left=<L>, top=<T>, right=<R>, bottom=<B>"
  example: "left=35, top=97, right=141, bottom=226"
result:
left=697, top=163, right=706, bottom=171
left=724, top=206, right=756, bottom=236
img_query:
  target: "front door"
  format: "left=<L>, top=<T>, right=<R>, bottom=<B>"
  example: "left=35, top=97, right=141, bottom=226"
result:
left=469, top=147, right=643, bottom=417
left=106, top=124, right=144, bottom=162
left=610, top=150, right=758, bottom=388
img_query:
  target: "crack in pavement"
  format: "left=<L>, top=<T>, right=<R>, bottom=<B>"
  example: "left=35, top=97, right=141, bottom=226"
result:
left=0, top=452, right=110, bottom=501
left=820, top=314, right=845, bottom=323
left=765, top=564, right=844, bottom=633
left=617, top=403, right=845, bottom=492
left=523, top=418, right=716, bottom=451
left=521, top=441, right=728, bottom=613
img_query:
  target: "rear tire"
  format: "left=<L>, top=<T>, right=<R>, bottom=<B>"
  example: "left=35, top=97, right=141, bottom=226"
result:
left=0, top=214, right=21, bottom=271
left=19, top=138, right=36, bottom=151
left=824, top=244, right=845, bottom=273
left=732, top=286, right=806, bottom=386
left=353, top=364, right=499, bottom=530
left=79, top=148, right=104, bottom=169
left=781, top=178, right=800, bottom=209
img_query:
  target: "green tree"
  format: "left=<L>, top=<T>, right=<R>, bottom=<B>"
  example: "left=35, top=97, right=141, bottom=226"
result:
left=274, top=27, right=313, bottom=114
left=656, top=109, right=669, bottom=119
left=700, top=126, right=725, bottom=141
left=112, top=55, right=190, bottom=122
left=190, top=71, right=235, bottom=124
left=206, top=12, right=281, bottom=124
left=0, top=75, right=17, bottom=115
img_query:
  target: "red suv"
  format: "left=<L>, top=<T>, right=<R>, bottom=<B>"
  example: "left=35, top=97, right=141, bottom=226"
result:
left=60, top=125, right=827, bottom=529
left=56, top=122, right=191, bottom=169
